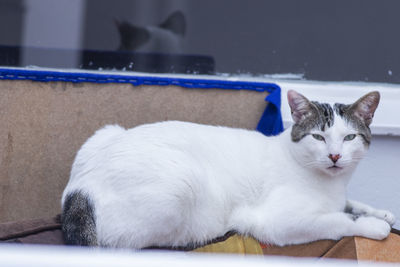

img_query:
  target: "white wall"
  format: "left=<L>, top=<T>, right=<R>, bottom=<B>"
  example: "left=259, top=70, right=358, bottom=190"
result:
left=348, top=135, right=400, bottom=228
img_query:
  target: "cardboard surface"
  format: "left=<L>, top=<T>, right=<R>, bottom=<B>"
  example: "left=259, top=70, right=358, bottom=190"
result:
left=263, top=239, right=339, bottom=258
left=321, top=237, right=357, bottom=260
left=355, top=234, right=400, bottom=262
left=193, top=235, right=264, bottom=255
left=263, top=233, right=400, bottom=263
left=0, top=80, right=269, bottom=223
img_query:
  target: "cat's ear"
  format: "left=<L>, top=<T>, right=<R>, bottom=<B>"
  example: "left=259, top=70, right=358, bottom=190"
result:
left=114, top=19, right=150, bottom=51
left=160, top=11, right=186, bottom=36
left=287, top=90, right=313, bottom=123
left=350, top=91, right=380, bottom=126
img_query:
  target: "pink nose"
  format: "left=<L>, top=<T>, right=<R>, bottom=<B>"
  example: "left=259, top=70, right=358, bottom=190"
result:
left=329, top=154, right=341, bottom=163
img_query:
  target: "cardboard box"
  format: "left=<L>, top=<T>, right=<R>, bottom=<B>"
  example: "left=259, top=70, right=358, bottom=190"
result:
left=263, top=232, right=400, bottom=262
left=0, top=79, right=269, bottom=223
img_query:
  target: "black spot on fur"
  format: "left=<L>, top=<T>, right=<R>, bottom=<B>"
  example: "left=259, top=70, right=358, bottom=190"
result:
left=344, top=205, right=367, bottom=221
left=62, top=191, right=97, bottom=246
left=313, top=102, right=334, bottom=130
left=334, top=103, right=346, bottom=117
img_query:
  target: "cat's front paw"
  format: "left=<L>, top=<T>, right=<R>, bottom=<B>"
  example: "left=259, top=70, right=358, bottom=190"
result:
left=355, top=216, right=391, bottom=240
left=374, top=210, right=396, bottom=226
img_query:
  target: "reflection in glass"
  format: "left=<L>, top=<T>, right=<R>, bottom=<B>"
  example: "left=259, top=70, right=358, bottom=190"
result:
left=0, top=0, right=400, bottom=83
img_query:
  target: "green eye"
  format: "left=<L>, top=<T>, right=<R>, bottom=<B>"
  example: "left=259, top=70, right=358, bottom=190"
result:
left=312, top=134, right=325, bottom=141
left=344, top=134, right=356, bottom=141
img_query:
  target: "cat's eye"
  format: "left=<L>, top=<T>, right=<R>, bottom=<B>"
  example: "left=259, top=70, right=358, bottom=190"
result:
left=312, top=134, right=325, bottom=141
left=344, top=134, right=356, bottom=141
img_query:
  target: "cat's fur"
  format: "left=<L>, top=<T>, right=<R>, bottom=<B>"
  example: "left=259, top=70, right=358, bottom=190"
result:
left=116, top=10, right=185, bottom=53
left=61, top=90, right=395, bottom=248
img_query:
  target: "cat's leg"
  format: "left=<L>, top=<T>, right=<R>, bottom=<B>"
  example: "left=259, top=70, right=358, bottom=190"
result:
left=345, top=199, right=396, bottom=226
left=230, top=202, right=391, bottom=246
left=246, top=211, right=391, bottom=246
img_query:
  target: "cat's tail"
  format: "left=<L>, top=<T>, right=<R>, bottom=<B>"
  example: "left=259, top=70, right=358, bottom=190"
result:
left=61, top=191, right=98, bottom=246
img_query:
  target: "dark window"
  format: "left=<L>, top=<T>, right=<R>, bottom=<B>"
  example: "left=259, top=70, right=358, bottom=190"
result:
left=1, top=0, right=400, bottom=83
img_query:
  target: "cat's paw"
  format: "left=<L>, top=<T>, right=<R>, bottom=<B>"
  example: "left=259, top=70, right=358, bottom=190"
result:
left=374, top=210, right=396, bottom=226
left=355, top=216, right=391, bottom=240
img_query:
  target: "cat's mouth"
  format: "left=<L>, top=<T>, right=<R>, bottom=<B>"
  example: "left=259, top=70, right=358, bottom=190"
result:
left=328, top=165, right=343, bottom=171
left=326, top=165, right=344, bottom=175
left=327, top=165, right=343, bottom=170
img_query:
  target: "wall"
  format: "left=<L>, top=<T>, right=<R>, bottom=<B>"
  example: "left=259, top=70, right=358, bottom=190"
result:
left=348, top=136, right=400, bottom=229
left=2, top=1, right=400, bottom=83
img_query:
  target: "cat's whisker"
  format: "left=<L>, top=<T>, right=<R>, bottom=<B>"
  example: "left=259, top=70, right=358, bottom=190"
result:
left=303, top=161, right=325, bottom=167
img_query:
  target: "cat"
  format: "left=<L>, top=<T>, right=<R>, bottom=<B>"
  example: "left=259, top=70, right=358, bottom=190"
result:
left=61, top=90, right=395, bottom=248
left=115, top=10, right=185, bottom=53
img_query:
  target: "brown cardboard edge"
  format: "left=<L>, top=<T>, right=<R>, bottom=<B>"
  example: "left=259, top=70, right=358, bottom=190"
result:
left=321, top=237, right=357, bottom=260
left=263, top=239, right=338, bottom=258
left=0, top=215, right=61, bottom=241
left=354, top=233, right=400, bottom=263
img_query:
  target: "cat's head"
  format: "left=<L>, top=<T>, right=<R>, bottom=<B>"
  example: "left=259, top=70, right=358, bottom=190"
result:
left=287, top=90, right=380, bottom=176
left=116, top=10, right=186, bottom=53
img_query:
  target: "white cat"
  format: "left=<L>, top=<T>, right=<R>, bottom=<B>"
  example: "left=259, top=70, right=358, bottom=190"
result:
left=61, top=90, right=395, bottom=248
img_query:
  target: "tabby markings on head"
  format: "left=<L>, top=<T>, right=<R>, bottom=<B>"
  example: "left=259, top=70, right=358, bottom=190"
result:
left=333, top=103, right=372, bottom=145
left=291, top=101, right=371, bottom=145
left=291, top=102, right=335, bottom=142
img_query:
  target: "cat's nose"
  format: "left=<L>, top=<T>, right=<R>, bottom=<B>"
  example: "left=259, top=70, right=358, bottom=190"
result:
left=328, top=154, right=341, bottom=163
